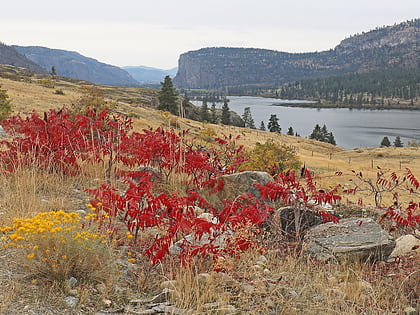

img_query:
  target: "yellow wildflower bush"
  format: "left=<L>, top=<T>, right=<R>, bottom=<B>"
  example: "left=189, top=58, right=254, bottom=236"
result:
left=0, top=210, right=114, bottom=283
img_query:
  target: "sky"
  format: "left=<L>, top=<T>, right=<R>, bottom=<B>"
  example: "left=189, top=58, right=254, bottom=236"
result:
left=1, top=0, right=418, bottom=69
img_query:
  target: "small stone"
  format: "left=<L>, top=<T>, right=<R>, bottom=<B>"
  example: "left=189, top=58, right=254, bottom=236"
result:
left=68, top=276, right=78, bottom=288
left=63, top=296, right=79, bottom=308
left=160, top=280, right=177, bottom=290
left=289, top=290, right=298, bottom=297
left=263, top=268, right=271, bottom=275
left=257, top=254, right=268, bottom=265
left=404, top=306, right=418, bottom=315
left=102, top=298, right=112, bottom=307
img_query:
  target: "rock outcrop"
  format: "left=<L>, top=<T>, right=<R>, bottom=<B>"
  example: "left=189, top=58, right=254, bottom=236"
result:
left=303, top=217, right=395, bottom=263
left=173, top=19, right=418, bottom=89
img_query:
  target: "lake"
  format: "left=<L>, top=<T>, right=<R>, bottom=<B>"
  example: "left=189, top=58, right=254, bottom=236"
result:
left=193, top=96, right=420, bottom=150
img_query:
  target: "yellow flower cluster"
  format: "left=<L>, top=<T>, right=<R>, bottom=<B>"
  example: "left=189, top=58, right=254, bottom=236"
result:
left=0, top=210, right=106, bottom=259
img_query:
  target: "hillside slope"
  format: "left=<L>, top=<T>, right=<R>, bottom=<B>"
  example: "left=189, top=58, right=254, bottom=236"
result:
left=174, top=19, right=419, bottom=89
left=13, top=46, right=139, bottom=86
left=0, top=43, right=47, bottom=74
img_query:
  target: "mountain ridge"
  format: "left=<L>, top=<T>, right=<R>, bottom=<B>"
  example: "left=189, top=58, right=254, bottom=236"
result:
left=173, top=19, right=419, bottom=89
left=12, top=45, right=139, bottom=86
left=0, top=43, right=48, bottom=74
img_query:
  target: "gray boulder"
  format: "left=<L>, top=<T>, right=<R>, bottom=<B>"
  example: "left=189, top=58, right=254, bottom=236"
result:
left=200, top=171, right=274, bottom=211
left=303, top=217, right=395, bottom=263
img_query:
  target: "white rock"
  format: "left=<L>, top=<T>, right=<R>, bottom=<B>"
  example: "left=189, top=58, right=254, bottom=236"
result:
left=390, top=234, right=420, bottom=258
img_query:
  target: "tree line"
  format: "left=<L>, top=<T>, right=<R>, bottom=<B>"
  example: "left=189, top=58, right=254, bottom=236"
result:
left=279, top=68, right=419, bottom=106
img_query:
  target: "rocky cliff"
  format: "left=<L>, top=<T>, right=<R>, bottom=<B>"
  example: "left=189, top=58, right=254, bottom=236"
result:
left=174, top=19, right=419, bottom=89
left=0, top=43, right=47, bottom=74
left=13, top=46, right=138, bottom=86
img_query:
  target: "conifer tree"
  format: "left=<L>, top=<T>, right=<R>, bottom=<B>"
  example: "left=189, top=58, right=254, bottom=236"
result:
left=210, top=102, right=217, bottom=124
left=287, top=126, right=294, bottom=136
left=221, top=100, right=231, bottom=125
left=394, top=136, right=404, bottom=147
left=199, top=100, right=209, bottom=122
left=380, top=136, right=391, bottom=147
left=242, top=107, right=256, bottom=129
left=259, top=121, right=266, bottom=131
left=267, top=114, right=281, bottom=133
left=158, top=75, right=178, bottom=115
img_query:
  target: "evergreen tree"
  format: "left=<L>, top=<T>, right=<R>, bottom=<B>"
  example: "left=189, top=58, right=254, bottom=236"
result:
left=158, top=75, right=178, bottom=115
left=327, top=132, right=336, bottom=145
left=309, top=124, right=322, bottom=140
left=51, top=66, right=56, bottom=76
left=287, top=126, right=294, bottom=136
left=394, top=136, right=404, bottom=147
left=267, top=114, right=281, bottom=133
left=380, top=136, right=391, bottom=147
left=242, top=107, right=256, bottom=129
left=199, top=100, right=209, bottom=122
left=221, top=100, right=231, bottom=125
left=259, top=121, right=266, bottom=131
left=210, top=102, right=217, bottom=124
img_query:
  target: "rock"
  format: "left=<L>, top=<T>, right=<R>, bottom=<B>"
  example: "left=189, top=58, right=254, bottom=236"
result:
left=256, top=254, right=268, bottom=266
left=63, top=296, right=79, bottom=308
left=303, top=217, right=395, bottom=263
left=67, top=276, right=78, bottom=288
left=389, top=234, right=420, bottom=258
left=276, top=207, right=326, bottom=240
left=200, top=171, right=274, bottom=211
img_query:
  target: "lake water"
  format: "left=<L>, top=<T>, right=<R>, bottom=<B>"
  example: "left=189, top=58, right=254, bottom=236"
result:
left=193, top=96, right=420, bottom=150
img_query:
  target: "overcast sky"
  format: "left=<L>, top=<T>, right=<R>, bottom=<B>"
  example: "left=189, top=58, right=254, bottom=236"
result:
left=1, top=0, right=418, bottom=69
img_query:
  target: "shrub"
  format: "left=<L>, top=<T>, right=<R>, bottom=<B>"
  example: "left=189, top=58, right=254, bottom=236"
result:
left=0, top=210, right=113, bottom=283
left=240, top=140, right=301, bottom=174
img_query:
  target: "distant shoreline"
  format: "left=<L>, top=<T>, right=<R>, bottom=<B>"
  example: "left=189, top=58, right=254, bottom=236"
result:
left=270, top=101, right=420, bottom=111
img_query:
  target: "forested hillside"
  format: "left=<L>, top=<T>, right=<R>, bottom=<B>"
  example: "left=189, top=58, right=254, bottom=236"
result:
left=280, top=68, right=420, bottom=108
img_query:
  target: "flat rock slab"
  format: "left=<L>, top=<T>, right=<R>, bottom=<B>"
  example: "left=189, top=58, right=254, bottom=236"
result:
left=303, top=217, right=395, bottom=263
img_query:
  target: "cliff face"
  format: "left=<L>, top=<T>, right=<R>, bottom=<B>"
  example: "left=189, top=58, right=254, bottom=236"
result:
left=13, top=46, right=139, bottom=86
left=173, top=19, right=419, bottom=89
left=0, top=43, right=47, bottom=74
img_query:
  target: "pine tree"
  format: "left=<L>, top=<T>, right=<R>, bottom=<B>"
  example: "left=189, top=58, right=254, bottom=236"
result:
left=242, top=107, right=256, bottom=129
left=210, top=102, right=217, bottom=124
left=309, top=124, right=322, bottom=140
left=158, top=76, right=178, bottom=115
left=380, top=136, right=391, bottom=147
left=394, top=136, right=404, bottom=147
left=221, top=100, right=231, bottom=125
left=199, top=100, right=209, bottom=122
left=287, top=126, right=294, bottom=136
left=267, top=114, right=281, bottom=133
left=327, top=132, right=336, bottom=145
left=259, top=121, right=266, bottom=131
